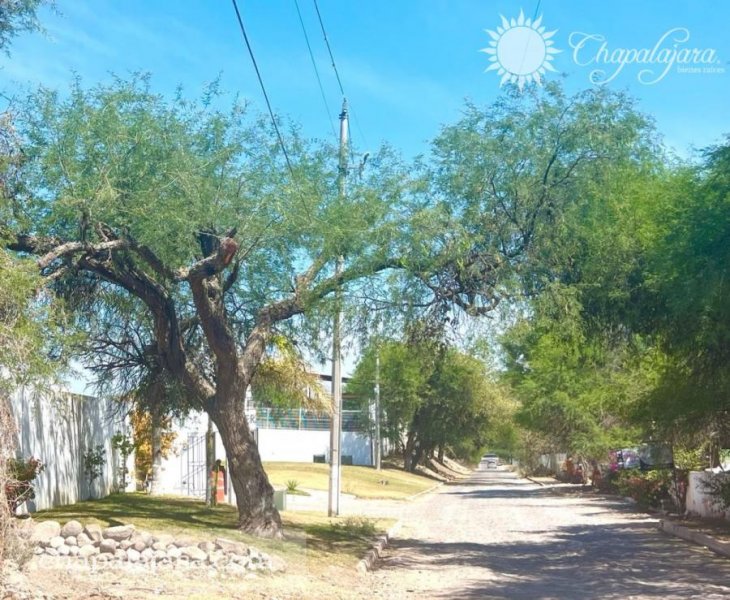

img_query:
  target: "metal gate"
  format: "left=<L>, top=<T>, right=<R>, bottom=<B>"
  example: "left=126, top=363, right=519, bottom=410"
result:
left=181, top=434, right=206, bottom=498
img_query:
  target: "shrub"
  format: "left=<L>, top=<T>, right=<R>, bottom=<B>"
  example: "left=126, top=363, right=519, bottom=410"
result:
left=332, top=516, right=377, bottom=537
left=5, top=456, right=44, bottom=513
left=615, top=469, right=674, bottom=509
left=286, top=479, right=299, bottom=493
left=83, top=444, right=106, bottom=497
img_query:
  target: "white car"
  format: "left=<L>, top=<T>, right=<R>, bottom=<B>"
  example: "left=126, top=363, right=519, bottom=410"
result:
left=482, top=453, right=499, bottom=468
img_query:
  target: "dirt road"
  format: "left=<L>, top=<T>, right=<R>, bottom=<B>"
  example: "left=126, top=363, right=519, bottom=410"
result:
left=367, top=466, right=730, bottom=599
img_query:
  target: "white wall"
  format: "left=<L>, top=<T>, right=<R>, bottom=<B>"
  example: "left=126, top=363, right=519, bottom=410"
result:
left=686, top=470, right=730, bottom=519
left=255, top=428, right=372, bottom=466
left=9, top=387, right=134, bottom=513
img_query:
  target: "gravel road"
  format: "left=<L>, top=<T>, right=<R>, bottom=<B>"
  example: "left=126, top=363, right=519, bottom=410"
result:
left=367, top=466, right=730, bottom=599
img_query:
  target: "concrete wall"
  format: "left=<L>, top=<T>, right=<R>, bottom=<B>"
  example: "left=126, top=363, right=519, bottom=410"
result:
left=686, top=470, right=730, bottom=519
left=8, top=387, right=134, bottom=513
left=256, top=428, right=373, bottom=465
left=154, top=412, right=375, bottom=500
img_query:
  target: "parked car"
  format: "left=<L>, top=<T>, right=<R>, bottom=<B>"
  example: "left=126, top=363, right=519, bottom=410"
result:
left=482, top=453, right=499, bottom=468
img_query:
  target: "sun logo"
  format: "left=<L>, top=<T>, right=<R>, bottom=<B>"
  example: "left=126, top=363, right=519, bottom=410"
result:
left=480, top=9, right=560, bottom=90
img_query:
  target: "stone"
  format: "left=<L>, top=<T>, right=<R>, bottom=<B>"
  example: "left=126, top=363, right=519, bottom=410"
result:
left=57, top=545, right=70, bottom=557
left=99, top=539, right=117, bottom=554
left=83, top=524, right=103, bottom=543
left=166, top=546, right=181, bottom=560
left=33, top=546, right=44, bottom=555
left=44, top=547, right=58, bottom=556
left=119, top=540, right=133, bottom=550
left=76, top=533, right=92, bottom=546
left=207, top=550, right=224, bottom=565
left=198, top=541, right=216, bottom=553
left=180, top=546, right=207, bottom=562
left=154, top=533, right=175, bottom=546
left=269, top=555, right=287, bottom=573
left=140, top=548, right=154, bottom=562
left=97, top=553, right=110, bottom=563
left=132, top=540, right=147, bottom=553
left=173, top=536, right=197, bottom=548
left=153, top=549, right=167, bottom=561
left=114, top=549, right=126, bottom=560
left=64, top=536, right=78, bottom=546
left=60, top=520, right=83, bottom=538
left=79, top=545, right=99, bottom=559
left=126, top=548, right=140, bottom=563
left=214, top=537, right=246, bottom=555
left=102, top=525, right=135, bottom=541
left=152, top=541, right=167, bottom=551
left=68, top=546, right=79, bottom=556
left=48, top=536, right=65, bottom=549
left=31, top=521, right=61, bottom=546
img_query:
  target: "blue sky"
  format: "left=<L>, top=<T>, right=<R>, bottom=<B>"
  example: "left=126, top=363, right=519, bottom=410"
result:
left=2, top=0, right=729, bottom=159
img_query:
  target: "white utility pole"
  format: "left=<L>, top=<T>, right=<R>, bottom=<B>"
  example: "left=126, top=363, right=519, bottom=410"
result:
left=328, top=98, right=348, bottom=517
left=374, top=350, right=382, bottom=470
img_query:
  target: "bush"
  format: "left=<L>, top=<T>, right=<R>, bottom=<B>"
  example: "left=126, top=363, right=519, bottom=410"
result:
left=286, top=479, right=299, bottom=493
left=331, top=516, right=378, bottom=537
left=5, top=456, right=44, bottom=513
left=614, top=469, right=674, bottom=509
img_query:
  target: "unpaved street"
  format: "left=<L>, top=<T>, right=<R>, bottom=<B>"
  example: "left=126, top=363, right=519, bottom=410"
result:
left=367, top=466, right=730, bottom=599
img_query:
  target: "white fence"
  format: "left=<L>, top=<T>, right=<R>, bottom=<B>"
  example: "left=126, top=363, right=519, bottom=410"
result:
left=256, top=428, right=373, bottom=465
left=8, top=387, right=134, bottom=513
left=685, top=470, right=730, bottom=519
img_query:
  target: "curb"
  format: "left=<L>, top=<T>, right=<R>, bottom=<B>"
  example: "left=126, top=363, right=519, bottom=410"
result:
left=357, top=520, right=402, bottom=573
left=659, top=519, right=730, bottom=558
left=525, top=476, right=546, bottom=487
left=405, top=482, right=444, bottom=501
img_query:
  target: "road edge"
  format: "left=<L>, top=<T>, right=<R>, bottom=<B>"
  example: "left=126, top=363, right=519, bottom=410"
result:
left=659, top=519, right=730, bottom=558
left=405, top=481, right=444, bottom=501
left=357, top=520, right=402, bottom=573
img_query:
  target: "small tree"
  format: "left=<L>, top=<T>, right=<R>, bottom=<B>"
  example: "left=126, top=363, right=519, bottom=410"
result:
left=83, top=444, right=106, bottom=499
left=111, top=432, right=134, bottom=492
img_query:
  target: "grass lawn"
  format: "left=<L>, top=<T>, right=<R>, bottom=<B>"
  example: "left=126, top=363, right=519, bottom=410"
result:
left=264, top=461, right=436, bottom=499
left=32, top=492, right=393, bottom=570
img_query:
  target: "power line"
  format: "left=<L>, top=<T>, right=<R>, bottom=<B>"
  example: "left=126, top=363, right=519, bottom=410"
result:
left=311, top=0, right=369, bottom=150
left=312, top=0, right=345, bottom=97
left=230, top=0, right=295, bottom=178
left=293, top=0, right=338, bottom=141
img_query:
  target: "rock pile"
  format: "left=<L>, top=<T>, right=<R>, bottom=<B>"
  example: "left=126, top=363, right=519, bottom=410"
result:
left=28, top=520, right=279, bottom=574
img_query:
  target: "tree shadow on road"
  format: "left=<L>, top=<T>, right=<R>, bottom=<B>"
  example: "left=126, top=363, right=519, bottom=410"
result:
left=376, top=520, right=730, bottom=599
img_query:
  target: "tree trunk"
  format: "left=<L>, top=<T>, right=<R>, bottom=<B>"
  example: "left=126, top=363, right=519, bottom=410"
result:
left=437, top=445, right=445, bottom=463
left=209, top=392, right=282, bottom=538
left=149, top=407, right=163, bottom=495
left=404, top=431, right=417, bottom=471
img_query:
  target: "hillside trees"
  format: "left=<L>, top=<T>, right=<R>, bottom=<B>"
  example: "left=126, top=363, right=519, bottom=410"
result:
left=348, top=338, right=515, bottom=470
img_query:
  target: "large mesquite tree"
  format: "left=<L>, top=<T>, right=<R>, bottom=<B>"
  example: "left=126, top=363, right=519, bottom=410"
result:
left=4, top=77, right=424, bottom=536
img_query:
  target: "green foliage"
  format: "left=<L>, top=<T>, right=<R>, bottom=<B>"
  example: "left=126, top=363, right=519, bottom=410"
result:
left=614, top=469, right=674, bottom=509
left=348, top=336, right=512, bottom=467
left=331, top=516, right=377, bottom=538
left=111, top=432, right=134, bottom=492
left=0, top=0, right=48, bottom=54
left=83, top=444, right=106, bottom=489
left=285, top=479, right=299, bottom=493
left=4, top=456, right=44, bottom=513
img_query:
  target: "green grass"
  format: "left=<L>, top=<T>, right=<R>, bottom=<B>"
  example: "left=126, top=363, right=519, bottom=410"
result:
left=32, top=493, right=394, bottom=569
left=263, top=462, right=436, bottom=499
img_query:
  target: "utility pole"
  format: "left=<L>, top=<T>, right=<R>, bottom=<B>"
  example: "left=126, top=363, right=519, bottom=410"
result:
left=328, top=98, right=348, bottom=517
left=374, top=349, right=382, bottom=471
